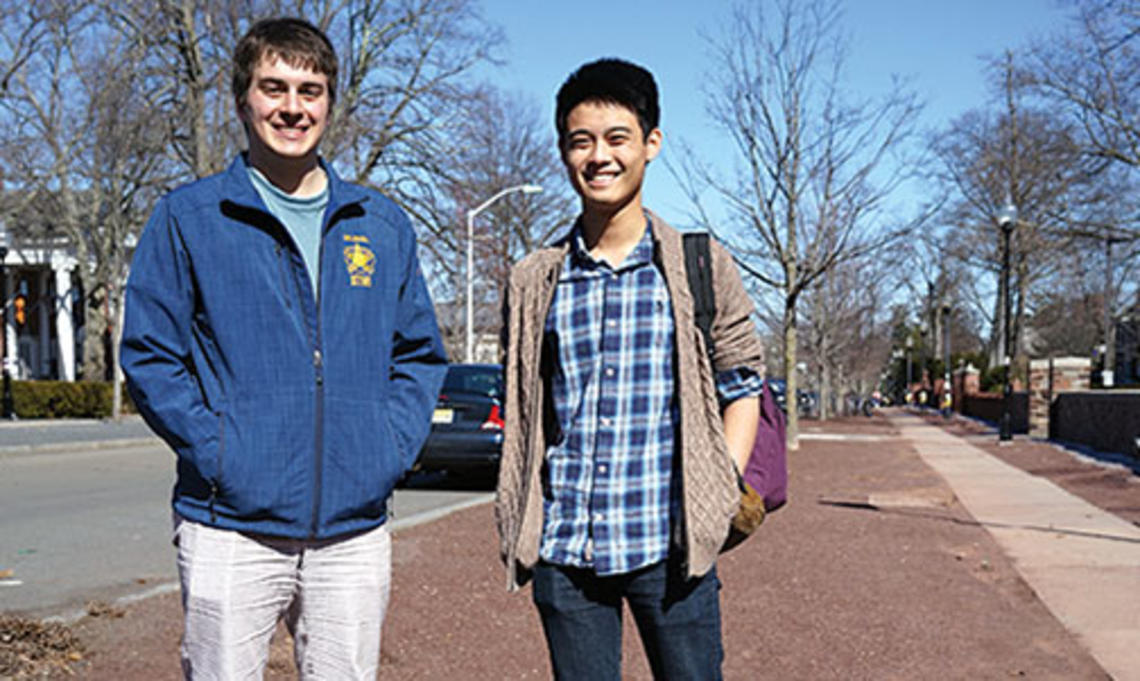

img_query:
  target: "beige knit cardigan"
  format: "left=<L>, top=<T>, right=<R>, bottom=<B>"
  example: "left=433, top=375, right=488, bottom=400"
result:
left=494, top=212, right=765, bottom=589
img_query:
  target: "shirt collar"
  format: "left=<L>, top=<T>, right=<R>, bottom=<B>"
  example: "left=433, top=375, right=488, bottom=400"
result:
left=569, top=215, right=655, bottom=272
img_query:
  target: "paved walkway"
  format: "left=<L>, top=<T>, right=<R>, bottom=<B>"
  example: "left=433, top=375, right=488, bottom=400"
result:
left=891, top=412, right=1140, bottom=681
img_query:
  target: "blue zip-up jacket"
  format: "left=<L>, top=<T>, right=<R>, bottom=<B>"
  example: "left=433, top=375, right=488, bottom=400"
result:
left=121, top=155, right=447, bottom=540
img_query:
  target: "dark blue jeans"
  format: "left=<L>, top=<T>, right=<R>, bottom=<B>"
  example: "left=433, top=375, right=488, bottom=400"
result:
left=532, top=560, right=723, bottom=680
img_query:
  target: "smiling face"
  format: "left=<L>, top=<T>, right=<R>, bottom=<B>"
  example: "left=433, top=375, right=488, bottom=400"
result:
left=238, top=54, right=330, bottom=171
left=560, top=100, right=661, bottom=217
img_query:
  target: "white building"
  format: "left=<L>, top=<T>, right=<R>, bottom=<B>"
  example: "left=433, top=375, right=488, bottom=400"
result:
left=1, top=233, right=83, bottom=381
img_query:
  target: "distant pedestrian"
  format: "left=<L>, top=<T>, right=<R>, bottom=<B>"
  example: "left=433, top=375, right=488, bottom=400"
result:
left=496, top=58, right=766, bottom=680
left=120, top=17, right=446, bottom=679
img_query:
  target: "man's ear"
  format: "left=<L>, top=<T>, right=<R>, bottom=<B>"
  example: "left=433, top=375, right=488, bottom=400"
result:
left=645, top=128, right=663, bottom=163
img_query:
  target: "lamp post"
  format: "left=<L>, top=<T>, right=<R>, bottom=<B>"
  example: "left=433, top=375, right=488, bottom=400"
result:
left=1102, top=233, right=1126, bottom=388
left=941, top=304, right=952, bottom=418
left=997, top=201, right=1017, bottom=442
left=919, top=322, right=928, bottom=407
left=0, top=227, right=12, bottom=419
left=466, top=184, right=543, bottom=363
left=890, top=349, right=903, bottom=403
left=904, top=335, right=913, bottom=406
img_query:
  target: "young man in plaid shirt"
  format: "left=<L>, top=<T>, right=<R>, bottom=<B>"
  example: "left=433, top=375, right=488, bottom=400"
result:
left=496, top=58, right=766, bottom=679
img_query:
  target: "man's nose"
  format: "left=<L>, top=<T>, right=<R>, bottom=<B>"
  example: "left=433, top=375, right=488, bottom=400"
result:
left=589, top=141, right=612, bottom=164
left=281, top=90, right=303, bottom=116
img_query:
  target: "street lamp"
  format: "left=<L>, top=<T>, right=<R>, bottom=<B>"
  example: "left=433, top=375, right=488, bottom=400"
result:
left=905, top=335, right=913, bottom=406
left=919, top=322, right=929, bottom=406
left=1102, top=232, right=1128, bottom=388
left=997, top=200, right=1017, bottom=442
left=941, top=304, right=952, bottom=418
left=466, top=184, right=543, bottom=363
left=0, top=226, right=12, bottom=419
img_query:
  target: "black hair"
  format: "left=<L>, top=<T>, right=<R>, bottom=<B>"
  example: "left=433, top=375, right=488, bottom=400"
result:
left=555, top=58, right=659, bottom=140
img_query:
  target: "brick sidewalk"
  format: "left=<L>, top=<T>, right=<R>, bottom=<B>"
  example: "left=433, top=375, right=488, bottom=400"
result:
left=41, top=414, right=1121, bottom=678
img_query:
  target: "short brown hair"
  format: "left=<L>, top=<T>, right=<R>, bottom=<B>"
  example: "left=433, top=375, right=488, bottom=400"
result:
left=232, top=17, right=338, bottom=108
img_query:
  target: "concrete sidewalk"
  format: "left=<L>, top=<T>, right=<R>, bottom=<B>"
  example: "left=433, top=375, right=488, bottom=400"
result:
left=892, top=413, right=1140, bottom=681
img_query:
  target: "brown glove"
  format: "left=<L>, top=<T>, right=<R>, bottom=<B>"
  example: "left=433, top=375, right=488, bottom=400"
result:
left=721, top=478, right=766, bottom=552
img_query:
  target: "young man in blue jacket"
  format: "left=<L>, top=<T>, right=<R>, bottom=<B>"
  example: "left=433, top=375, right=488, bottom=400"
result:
left=121, top=17, right=446, bottom=679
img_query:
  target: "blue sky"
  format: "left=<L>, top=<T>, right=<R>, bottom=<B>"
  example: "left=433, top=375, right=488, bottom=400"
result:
left=475, top=0, right=1074, bottom=222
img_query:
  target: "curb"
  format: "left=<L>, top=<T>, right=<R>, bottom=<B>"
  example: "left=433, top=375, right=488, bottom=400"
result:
left=40, top=493, right=495, bottom=624
left=0, top=437, right=163, bottom=459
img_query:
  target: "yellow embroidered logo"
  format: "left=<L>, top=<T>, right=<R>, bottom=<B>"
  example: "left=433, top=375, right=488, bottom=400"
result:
left=343, top=235, right=375, bottom=288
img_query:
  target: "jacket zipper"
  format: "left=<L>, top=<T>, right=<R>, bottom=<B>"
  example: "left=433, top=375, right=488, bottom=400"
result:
left=309, top=208, right=344, bottom=538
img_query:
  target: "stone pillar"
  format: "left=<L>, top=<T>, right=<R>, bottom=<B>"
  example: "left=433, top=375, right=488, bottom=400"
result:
left=38, top=268, right=51, bottom=377
left=1027, top=357, right=1091, bottom=438
left=952, top=364, right=979, bottom=413
left=53, top=262, right=75, bottom=381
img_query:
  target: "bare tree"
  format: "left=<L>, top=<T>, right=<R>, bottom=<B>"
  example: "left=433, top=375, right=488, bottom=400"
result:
left=1023, top=0, right=1140, bottom=170
left=800, top=254, right=893, bottom=419
left=0, top=1, right=242, bottom=393
left=105, top=0, right=504, bottom=205
left=420, top=87, right=576, bottom=360
left=0, top=1, right=170, bottom=416
left=932, top=52, right=1102, bottom=375
left=673, top=0, right=923, bottom=447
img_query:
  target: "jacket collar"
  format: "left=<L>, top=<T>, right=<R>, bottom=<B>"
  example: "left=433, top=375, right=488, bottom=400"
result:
left=220, top=153, right=370, bottom=219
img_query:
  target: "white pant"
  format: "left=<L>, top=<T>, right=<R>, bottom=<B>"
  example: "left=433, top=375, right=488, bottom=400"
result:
left=174, top=516, right=391, bottom=680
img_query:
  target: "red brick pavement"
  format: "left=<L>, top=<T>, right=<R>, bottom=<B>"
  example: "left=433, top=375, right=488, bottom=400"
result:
left=60, top=413, right=1121, bottom=679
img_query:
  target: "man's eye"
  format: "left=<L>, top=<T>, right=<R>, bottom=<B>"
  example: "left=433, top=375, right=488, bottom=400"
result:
left=300, top=87, right=324, bottom=98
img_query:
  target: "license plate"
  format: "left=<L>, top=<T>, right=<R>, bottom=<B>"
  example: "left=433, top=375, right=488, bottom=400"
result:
left=432, top=408, right=454, bottom=424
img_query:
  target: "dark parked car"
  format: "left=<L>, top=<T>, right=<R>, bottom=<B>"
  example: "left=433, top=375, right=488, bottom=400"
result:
left=413, top=363, right=503, bottom=477
left=767, top=378, right=815, bottom=417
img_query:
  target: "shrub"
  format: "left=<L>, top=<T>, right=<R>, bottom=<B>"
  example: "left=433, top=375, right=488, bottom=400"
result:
left=980, top=365, right=1007, bottom=394
left=8, top=381, right=135, bottom=419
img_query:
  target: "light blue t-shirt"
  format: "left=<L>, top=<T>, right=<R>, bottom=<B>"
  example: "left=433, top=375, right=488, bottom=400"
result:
left=248, top=166, right=329, bottom=298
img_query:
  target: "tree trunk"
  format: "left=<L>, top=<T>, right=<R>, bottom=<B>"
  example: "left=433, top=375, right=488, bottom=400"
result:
left=111, top=282, right=125, bottom=421
left=819, top=360, right=831, bottom=421
left=784, top=298, right=799, bottom=451
left=81, top=299, right=109, bottom=382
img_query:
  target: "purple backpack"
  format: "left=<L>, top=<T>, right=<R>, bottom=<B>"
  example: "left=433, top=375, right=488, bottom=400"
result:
left=683, top=233, right=788, bottom=514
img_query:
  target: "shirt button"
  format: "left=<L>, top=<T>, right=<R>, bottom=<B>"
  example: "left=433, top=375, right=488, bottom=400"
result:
left=597, top=464, right=608, bottom=474
left=600, top=417, right=612, bottom=427
left=604, top=367, right=615, bottom=377
left=593, top=513, right=605, bottom=522
left=606, top=319, right=617, bottom=328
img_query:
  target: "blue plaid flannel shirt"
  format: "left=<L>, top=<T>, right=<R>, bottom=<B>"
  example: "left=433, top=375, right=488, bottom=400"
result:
left=539, top=219, right=761, bottom=576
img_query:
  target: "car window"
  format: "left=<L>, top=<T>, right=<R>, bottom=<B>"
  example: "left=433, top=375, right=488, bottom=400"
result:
left=443, top=367, right=503, bottom=397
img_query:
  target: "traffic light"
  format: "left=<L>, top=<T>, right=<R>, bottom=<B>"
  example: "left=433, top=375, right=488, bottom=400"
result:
left=13, top=294, right=25, bottom=326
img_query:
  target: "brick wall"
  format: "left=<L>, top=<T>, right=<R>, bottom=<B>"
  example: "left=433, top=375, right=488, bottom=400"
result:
left=1052, top=392, right=1140, bottom=459
left=961, top=392, right=1029, bottom=433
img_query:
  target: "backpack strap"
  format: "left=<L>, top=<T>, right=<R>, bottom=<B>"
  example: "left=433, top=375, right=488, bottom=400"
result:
left=683, top=232, right=715, bottom=358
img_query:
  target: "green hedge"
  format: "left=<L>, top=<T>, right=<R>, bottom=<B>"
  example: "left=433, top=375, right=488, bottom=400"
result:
left=9, top=380, right=136, bottom=419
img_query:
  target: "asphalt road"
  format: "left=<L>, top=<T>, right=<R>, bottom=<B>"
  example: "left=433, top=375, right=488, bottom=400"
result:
left=0, top=443, right=490, bottom=618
